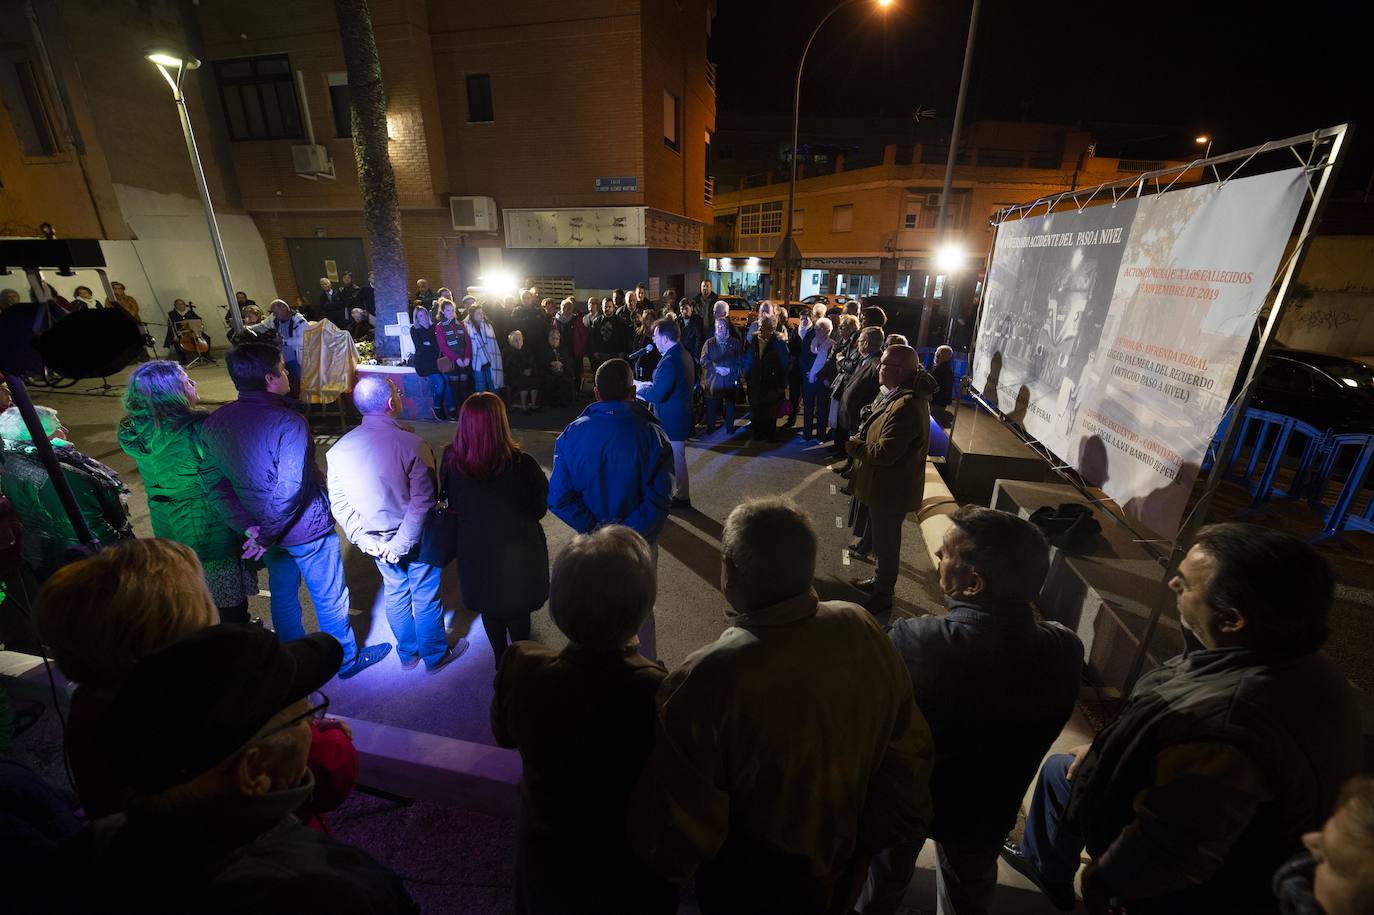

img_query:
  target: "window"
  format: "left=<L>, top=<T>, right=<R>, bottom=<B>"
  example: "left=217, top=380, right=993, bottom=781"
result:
left=213, top=55, right=303, bottom=141
left=466, top=74, right=493, bottom=122
left=903, top=200, right=919, bottom=229
left=663, top=90, right=680, bottom=151
left=831, top=204, right=853, bottom=233
left=0, top=45, right=60, bottom=156
left=934, top=275, right=946, bottom=299
left=326, top=72, right=351, bottom=138
left=738, top=201, right=783, bottom=237
left=916, top=191, right=968, bottom=229
left=792, top=208, right=805, bottom=235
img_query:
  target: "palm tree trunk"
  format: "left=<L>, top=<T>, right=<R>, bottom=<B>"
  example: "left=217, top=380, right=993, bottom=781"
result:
left=334, top=0, right=406, bottom=358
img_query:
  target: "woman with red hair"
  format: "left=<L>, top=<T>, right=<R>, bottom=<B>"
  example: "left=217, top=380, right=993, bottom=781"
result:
left=444, top=392, right=550, bottom=664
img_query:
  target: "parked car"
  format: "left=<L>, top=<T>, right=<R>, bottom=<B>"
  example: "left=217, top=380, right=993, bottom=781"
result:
left=802, top=293, right=850, bottom=310
left=718, top=294, right=753, bottom=329
left=1251, top=349, right=1374, bottom=434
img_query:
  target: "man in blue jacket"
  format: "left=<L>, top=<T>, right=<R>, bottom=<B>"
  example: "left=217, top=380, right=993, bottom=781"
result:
left=635, top=317, right=695, bottom=510
left=549, top=358, right=673, bottom=657
left=200, top=343, right=391, bottom=680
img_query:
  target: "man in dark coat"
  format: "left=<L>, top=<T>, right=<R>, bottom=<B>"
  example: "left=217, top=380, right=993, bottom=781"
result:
left=741, top=315, right=790, bottom=442
left=832, top=326, right=884, bottom=474
left=860, top=507, right=1083, bottom=915
left=846, top=344, right=938, bottom=614
left=413, top=279, right=438, bottom=315
left=635, top=317, right=696, bottom=510
left=930, top=344, right=956, bottom=426
left=690, top=278, right=718, bottom=315
left=42, top=625, right=418, bottom=915
left=549, top=359, right=672, bottom=657
left=200, top=343, right=391, bottom=680
left=588, top=296, right=629, bottom=363
left=1003, top=524, right=1363, bottom=915
left=318, top=277, right=345, bottom=327
left=335, top=271, right=362, bottom=319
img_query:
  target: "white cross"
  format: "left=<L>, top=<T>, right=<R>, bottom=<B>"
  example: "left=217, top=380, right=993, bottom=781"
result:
left=383, top=311, right=415, bottom=360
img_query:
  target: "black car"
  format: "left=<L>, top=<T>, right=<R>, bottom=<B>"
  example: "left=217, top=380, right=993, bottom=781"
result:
left=1251, top=349, right=1374, bottom=434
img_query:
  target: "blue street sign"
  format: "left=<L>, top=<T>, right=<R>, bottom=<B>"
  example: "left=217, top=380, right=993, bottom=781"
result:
left=594, top=176, right=639, bottom=192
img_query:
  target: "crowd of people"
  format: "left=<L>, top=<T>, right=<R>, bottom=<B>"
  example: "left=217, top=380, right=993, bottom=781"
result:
left=2, top=460, right=1368, bottom=915
left=0, top=273, right=1370, bottom=915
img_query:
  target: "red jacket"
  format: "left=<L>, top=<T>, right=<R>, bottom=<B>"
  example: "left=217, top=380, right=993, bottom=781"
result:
left=299, top=722, right=359, bottom=833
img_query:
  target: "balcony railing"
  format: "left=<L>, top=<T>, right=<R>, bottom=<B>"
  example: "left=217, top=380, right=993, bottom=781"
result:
left=706, top=60, right=717, bottom=91
left=705, top=175, right=715, bottom=207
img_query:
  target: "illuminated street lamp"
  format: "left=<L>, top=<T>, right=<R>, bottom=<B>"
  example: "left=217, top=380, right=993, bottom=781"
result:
left=145, top=48, right=243, bottom=335
left=1196, top=134, right=1213, bottom=159
left=778, top=0, right=895, bottom=303
left=936, top=243, right=965, bottom=273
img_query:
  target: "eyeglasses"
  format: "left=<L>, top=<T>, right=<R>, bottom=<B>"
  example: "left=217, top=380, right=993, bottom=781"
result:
left=258, top=690, right=329, bottom=740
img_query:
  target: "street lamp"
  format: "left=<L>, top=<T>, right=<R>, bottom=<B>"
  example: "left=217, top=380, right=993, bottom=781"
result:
left=778, top=0, right=895, bottom=304
left=145, top=48, right=244, bottom=335
left=1196, top=134, right=1213, bottom=159
left=935, top=243, right=965, bottom=272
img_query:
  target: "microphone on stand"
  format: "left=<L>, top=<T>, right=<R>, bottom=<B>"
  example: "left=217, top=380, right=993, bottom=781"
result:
left=630, top=343, right=654, bottom=359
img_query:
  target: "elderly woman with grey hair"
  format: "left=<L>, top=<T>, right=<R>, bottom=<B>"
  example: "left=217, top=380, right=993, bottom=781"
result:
left=0, top=404, right=133, bottom=581
left=491, top=524, right=676, bottom=915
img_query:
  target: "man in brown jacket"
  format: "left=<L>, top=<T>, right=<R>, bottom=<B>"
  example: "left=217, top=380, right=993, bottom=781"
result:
left=847, top=344, right=938, bottom=613
left=631, top=498, right=934, bottom=915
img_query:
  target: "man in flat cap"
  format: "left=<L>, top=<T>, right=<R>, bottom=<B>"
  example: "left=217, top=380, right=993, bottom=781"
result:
left=45, top=625, right=418, bottom=914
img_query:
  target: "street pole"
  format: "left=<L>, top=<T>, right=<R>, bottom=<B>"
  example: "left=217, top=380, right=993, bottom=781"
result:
left=156, top=59, right=244, bottom=336
left=783, top=0, right=881, bottom=305
left=920, top=0, right=980, bottom=348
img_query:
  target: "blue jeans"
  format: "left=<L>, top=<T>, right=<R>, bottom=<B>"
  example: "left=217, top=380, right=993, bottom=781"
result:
left=426, top=374, right=453, bottom=414
left=1021, top=753, right=1087, bottom=887
left=263, top=532, right=357, bottom=665
left=472, top=364, right=495, bottom=393
left=375, top=554, right=447, bottom=665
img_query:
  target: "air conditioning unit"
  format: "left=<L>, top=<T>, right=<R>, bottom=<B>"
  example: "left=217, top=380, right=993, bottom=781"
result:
left=291, top=144, right=335, bottom=180
left=450, top=195, right=498, bottom=232
left=925, top=193, right=942, bottom=208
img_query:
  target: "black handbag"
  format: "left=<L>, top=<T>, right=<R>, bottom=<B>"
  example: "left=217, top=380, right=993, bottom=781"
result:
left=418, top=465, right=459, bottom=566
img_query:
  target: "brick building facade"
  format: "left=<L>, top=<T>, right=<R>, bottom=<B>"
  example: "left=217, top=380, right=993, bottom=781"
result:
left=195, top=0, right=717, bottom=309
left=1, top=0, right=275, bottom=336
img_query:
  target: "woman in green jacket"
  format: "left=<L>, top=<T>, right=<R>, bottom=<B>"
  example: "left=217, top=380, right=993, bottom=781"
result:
left=118, top=361, right=253, bottom=622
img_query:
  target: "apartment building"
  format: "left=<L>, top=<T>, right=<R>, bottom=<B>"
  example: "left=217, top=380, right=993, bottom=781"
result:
left=195, top=0, right=717, bottom=304
left=706, top=120, right=1196, bottom=306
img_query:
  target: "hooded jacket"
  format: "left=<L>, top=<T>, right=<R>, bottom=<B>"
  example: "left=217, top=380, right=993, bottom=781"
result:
left=117, top=412, right=239, bottom=564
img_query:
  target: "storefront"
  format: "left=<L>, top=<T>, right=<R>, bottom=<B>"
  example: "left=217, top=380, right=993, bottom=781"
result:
left=708, top=256, right=770, bottom=299
left=800, top=257, right=882, bottom=298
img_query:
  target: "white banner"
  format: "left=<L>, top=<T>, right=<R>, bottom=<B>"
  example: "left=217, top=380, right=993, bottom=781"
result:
left=973, top=167, right=1308, bottom=536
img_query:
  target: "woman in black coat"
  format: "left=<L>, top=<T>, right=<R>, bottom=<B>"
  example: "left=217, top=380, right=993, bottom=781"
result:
left=443, top=392, right=549, bottom=665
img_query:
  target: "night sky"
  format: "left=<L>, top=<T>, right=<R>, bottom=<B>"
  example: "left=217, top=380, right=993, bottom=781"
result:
left=715, top=0, right=1370, bottom=191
